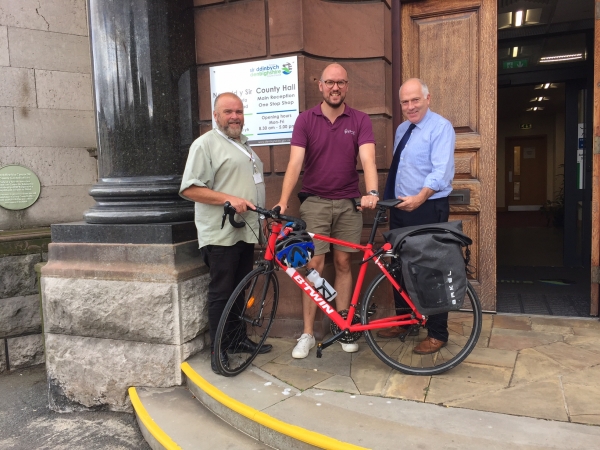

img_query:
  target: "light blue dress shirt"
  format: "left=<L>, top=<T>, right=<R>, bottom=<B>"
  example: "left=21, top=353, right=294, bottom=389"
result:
left=392, top=109, right=455, bottom=200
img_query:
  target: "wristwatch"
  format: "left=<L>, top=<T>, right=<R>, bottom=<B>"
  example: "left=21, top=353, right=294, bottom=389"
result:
left=367, top=190, right=379, bottom=197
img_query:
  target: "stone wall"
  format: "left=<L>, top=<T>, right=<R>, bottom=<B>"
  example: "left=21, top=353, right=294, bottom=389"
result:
left=0, top=0, right=97, bottom=372
left=0, top=230, right=50, bottom=372
left=193, top=0, right=392, bottom=337
left=0, top=0, right=97, bottom=230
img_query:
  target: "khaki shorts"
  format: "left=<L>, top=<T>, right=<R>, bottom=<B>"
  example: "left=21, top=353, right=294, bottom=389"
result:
left=299, top=196, right=363, bottom=255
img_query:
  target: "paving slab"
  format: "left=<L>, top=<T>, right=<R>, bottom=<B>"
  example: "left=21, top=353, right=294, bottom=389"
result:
left=492, top=315, right=532, bottom=330
left=313, top=375, right=360, bottom=395
left=489, top=327, right=563, bottom=351
left=260, top=362, right=333, bottom=391
left=511, top=348, right=571, bottom=386
left=463, top=346, right=518, bottom=368
left=534, top=341, right=600, bottom=369
left=426, top=377, right=505, bottom=404
left=382, top=371, right=430, bottom=401
left=561, top=364, right=600, bottom=386
left=449, top=378, right=569, bottom=421
left=252, top=337, right=296, bottom=368
left=564, top=334, right=600, bottom=352
left=531, top=323, right=574, bottom=334
left=349, top=349, right=394, bottom=396
left=434, top=361, right=512, bottom=386
left=562, top=382, right=600, bottom=418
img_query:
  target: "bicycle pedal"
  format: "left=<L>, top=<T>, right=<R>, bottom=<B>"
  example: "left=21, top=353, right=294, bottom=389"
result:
left=316, top=345, right=323, bottom=358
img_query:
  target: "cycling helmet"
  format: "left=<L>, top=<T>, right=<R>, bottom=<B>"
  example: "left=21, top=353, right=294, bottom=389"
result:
left=275, top=231, right=315, bottom=268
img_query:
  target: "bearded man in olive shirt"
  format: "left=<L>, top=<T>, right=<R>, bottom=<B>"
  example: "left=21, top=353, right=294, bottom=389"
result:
left=180, top=92, right=272, bottom=375
left=276, top=63, right=379, bottom=359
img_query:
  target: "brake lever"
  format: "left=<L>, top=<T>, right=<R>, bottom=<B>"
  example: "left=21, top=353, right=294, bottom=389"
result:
left=222, top=201, right=246, bottom=229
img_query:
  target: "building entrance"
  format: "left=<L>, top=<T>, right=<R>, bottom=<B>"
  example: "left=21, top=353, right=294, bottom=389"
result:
left=496, top=0, right=595, bottom=317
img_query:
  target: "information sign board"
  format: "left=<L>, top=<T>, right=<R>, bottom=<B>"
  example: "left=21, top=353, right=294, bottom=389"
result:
left=210, top=57, right=299, bottom=146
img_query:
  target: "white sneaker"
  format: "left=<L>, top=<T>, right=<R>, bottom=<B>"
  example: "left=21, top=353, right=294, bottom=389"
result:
left=340, top=342, right=358, bottom=353
left=292, top=333, right=315, bottom=359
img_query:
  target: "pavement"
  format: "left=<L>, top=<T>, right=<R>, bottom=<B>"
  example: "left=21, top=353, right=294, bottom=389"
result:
left=0, top=365, right=150, bottom=450
left=132, top=312, right=600, bottom=449
left=243, top=313, right=600, bottom=426
left=5, top=313, right=600, bottom=449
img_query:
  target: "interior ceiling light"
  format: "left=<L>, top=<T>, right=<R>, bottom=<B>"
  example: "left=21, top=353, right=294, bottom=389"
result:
left=525, top=9, right=542, bottom=25
left=540, top=53, right=584, bottom=63
left=526, top=106, right=544, bottom=111
left=498, top=12, right=512, bottom=29
left=512, top=46, right=519, bottom=57
left=535, top=83, right=557, bottom=89
left=515, top=10, right=524, bottom=27
left=529, top=97, right=549, bottom=102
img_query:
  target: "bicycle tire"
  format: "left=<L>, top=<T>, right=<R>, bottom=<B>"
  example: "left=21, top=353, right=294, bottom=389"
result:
left=361, top=273, right=482, bottom=376
left=213, top=264, right=279, bottom=377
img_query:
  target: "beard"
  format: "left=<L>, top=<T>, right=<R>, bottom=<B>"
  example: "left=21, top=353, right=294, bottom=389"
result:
left=322, top=90, right=345, bottom=109
left=218, top=120, right=243, bottom=139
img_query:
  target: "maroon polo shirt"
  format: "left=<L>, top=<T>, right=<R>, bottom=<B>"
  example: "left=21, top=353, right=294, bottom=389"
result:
left=291, top=103, right=375, bottom=199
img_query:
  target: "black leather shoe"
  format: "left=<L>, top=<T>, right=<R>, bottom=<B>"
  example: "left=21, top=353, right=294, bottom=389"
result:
left=211, top=350, right=229, bottom=374
left=229, top=337, right=273, bottom=354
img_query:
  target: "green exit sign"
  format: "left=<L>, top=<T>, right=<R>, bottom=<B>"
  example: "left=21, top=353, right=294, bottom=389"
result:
left=520, top=123, right=532, bottom=129
left=503, top=59, right=528, bottom=69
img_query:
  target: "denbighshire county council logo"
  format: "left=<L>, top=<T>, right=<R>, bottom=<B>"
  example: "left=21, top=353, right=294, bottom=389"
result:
left=282, top=63, right=293, bottom=75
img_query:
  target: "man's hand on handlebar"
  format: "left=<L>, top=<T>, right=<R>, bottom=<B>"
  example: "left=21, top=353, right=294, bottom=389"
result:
left=226, top=196, right=256, bottom=213
left=358, top=194, right=379, bottom=211
left=273, top=202, right=287, bottom=214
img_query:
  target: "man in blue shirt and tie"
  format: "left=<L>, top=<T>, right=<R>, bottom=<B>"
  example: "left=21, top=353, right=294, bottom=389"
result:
left=380, top=78, right=455, bottom=354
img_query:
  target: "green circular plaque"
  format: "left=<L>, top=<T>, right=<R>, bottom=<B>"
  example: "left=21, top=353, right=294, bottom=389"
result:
left=0, top=165, right=41, bottom=210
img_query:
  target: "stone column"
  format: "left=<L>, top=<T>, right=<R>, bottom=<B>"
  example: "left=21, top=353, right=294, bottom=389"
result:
left=41, top=0, right=207, bottom=412
left=84, top=0, right=197, bottom=224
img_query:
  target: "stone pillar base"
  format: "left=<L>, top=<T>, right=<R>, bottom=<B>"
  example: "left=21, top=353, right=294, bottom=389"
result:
left=41, top=222, right=208, bottom=412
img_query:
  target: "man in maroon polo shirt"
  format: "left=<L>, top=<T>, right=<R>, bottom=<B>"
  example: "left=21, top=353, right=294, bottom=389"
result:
left=276, top=63, right=379, bottom=359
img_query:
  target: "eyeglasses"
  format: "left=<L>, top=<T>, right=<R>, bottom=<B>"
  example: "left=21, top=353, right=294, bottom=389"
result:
left=321, top=79, right=348, bottom=89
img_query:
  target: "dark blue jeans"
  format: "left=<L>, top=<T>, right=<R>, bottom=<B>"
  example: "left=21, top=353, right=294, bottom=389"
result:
left=201, top=241, right=255, bottom=351
left=389, top=197, right=450, bottom=342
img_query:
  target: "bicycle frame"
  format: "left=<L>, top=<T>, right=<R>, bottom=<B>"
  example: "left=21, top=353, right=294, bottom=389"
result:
left=263, top=217, right=426, bottom=344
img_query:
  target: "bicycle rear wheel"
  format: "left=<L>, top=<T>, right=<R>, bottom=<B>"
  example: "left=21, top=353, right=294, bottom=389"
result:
left=214, top=264, right=279, bottom=377
left=361, top=273, right=482, bottom=376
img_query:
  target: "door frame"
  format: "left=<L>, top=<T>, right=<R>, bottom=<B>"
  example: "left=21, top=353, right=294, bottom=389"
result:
left=590, top=0, right=600, bottom=315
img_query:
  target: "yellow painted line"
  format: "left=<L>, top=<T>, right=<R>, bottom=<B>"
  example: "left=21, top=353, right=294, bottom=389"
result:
left=128, top=387, right=182, bottom=450
left=181, top=362, right=369, bottom=450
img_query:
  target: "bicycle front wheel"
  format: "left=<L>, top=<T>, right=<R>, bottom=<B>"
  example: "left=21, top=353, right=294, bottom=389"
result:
left=214, top=265, right=279, bottom=377
left=361, top=273, right=482, bottom=376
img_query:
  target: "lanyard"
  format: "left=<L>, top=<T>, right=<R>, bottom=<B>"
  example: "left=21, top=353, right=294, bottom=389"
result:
left=215, top=129, right=262, bottom=183
left=216, top=129, right=255, bottom=163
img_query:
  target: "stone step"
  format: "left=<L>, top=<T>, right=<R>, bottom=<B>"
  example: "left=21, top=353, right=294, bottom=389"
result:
left=182, top=352, right=365, bottom=450
left=134, top=346, right=600, bottom=450
left=130, top=385, right=270, bottom=449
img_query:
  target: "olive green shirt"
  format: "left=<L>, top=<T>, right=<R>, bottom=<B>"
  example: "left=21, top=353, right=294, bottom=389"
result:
left=179, top=129, right=266, bottom=248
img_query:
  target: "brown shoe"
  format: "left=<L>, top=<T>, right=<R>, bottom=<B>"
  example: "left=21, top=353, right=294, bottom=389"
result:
left=376, top=326, right=418, bottom=339
left=413, top=337, right=447, bottom=355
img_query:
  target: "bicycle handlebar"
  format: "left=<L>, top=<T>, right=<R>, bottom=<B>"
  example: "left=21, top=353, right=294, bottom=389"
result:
left=353, top=198, right=403, bottom=209
left=221, top=202, right=307, bottom=230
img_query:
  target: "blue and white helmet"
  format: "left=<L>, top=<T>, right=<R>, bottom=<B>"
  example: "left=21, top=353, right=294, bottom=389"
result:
left=275, top=231, right=315, bottom=268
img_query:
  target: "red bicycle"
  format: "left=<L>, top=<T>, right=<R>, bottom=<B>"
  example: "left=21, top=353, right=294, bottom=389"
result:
left=214, top=200, right=482, bottom=377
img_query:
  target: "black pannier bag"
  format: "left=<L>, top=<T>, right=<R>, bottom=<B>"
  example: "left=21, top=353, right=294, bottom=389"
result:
left=383, top=221, right=472, bottom=315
